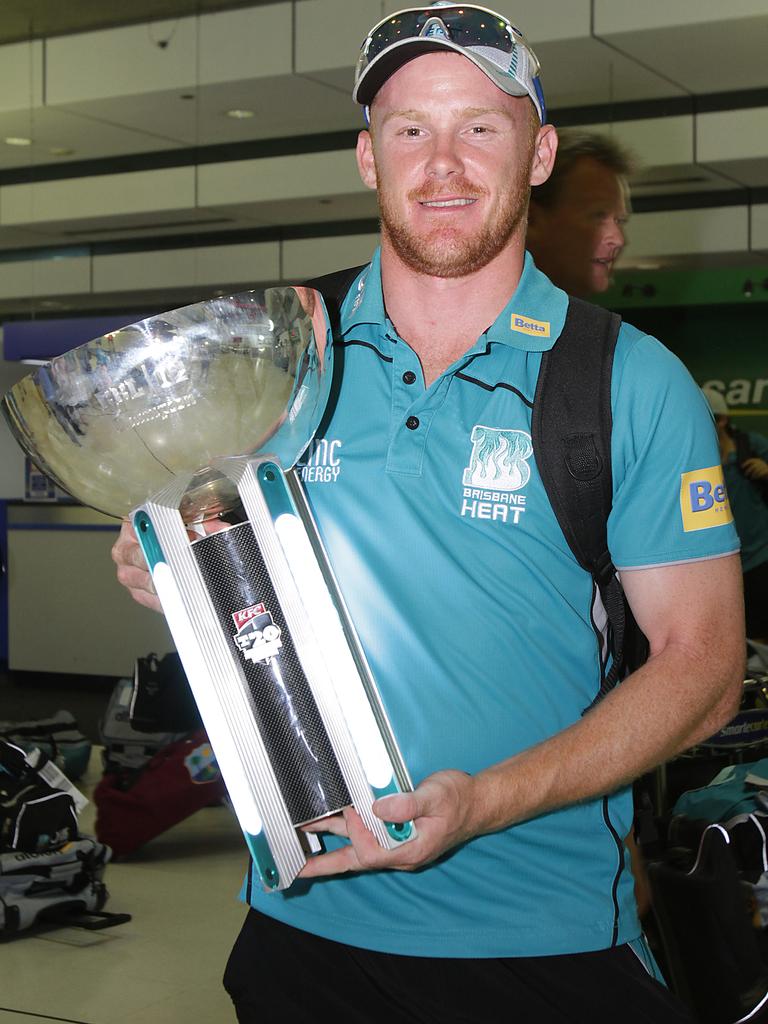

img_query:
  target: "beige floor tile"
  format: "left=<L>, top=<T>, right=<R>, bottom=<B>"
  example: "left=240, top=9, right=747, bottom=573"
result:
left=108, top=977, right=237, bottom=1024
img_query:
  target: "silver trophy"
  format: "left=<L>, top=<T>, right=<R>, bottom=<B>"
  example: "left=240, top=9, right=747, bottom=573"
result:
left=2, top=286, right=413, bottom=890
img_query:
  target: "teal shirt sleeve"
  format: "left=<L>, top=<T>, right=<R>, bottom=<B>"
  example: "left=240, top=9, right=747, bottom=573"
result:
left=607, top=325, right=740, bottom=569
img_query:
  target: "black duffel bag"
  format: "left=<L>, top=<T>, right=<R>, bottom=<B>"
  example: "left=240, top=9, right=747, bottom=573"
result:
left=0, top=741, right=78, bottom=854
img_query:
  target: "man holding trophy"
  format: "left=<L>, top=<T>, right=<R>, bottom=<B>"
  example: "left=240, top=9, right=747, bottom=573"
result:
left=110, top=4, right=743, bottom=1022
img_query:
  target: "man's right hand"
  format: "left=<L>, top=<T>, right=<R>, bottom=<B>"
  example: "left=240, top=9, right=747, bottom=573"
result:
left=111, top=519, right=162, bottom=613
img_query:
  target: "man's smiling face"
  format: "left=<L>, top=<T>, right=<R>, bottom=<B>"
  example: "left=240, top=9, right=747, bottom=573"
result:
left=356, top=51, right=545, bottom=279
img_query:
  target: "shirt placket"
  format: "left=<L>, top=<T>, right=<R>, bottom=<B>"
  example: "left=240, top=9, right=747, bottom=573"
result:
left=385, top=334, right=452, bottom=477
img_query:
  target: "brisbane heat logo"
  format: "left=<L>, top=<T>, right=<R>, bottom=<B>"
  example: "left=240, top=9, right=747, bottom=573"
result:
left=232, top=602, right=283, bottom=664
left=460, top=425, right=532, bottom=524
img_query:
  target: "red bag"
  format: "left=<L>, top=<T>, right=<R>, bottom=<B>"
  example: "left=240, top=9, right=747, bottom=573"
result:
left=94, top=730, right=227, bottom=857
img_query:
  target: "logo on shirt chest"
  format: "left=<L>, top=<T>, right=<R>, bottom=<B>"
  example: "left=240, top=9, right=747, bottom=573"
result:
left=295, top=438, right=342, bottom=484
left=459, top=425, right=532, bottom=525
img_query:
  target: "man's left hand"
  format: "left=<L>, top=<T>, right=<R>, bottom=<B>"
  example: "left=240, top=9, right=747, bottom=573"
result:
left=298, top=769, right=478, bottom=878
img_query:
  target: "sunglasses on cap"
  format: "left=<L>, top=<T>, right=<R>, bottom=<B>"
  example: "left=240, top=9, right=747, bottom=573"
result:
left=358, top=4, right=539, bottom=73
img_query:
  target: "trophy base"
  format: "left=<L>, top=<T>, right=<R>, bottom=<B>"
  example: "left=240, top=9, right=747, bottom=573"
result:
left=134, top=455, right=413, bottom=891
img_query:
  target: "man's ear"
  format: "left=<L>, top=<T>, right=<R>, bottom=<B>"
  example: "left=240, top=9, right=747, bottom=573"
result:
left=356, top=130, right=378, bottom=191
left=530, top=124, right=557, bottom=187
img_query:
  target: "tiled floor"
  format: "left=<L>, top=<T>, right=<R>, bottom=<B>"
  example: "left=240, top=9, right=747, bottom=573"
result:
left=0, top=748, right=249, bottom=1024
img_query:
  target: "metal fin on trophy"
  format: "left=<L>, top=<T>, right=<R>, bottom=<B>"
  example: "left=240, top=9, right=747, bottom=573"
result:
left=0, top=287, right=415, bottom=891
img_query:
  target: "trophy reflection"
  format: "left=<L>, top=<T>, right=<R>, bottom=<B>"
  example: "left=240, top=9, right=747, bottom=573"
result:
left=1, top=286, right=413, bottom=890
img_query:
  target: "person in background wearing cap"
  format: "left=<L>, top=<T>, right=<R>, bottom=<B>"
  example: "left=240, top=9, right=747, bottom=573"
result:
left=112, top=5, right=743, bottom=1021
left=704, top=386, right=768, bottom=642
left=527, top=129, right=633, bottom=299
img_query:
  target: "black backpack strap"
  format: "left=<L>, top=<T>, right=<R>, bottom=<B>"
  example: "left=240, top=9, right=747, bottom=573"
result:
left=304, top=265, right=367, bottom=337
left=531, top=296, right=648, bottom=710
left=302, top=265, right=368, bottom=442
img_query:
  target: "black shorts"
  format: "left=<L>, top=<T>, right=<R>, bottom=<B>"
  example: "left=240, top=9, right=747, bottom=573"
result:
left=223, top=909, right=694, bottom=1024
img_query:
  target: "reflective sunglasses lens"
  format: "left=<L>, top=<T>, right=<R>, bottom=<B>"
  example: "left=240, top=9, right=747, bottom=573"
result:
left=364, top=13, right=428, bottom=63
left=444, top=10, right=514, bottom=51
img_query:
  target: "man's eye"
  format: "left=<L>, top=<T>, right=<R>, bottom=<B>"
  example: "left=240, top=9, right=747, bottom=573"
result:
left=403, top=126, right=422, bottom=137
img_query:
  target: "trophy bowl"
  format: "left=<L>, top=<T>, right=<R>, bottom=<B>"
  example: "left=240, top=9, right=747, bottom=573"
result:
left=1, top=285, right=331, bottom=523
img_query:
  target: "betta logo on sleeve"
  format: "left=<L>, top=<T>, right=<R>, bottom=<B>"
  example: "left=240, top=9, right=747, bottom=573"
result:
left=680, top=466, right=734, bottom=532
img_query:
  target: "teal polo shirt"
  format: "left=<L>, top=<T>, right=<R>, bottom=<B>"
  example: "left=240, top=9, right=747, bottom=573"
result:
left=245, top=249, right=739, bottom=957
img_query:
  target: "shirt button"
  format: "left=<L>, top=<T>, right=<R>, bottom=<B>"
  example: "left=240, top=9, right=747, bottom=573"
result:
left=406, top=416, right=420, bottom=430
left=402, top=370, right=417, bottom=385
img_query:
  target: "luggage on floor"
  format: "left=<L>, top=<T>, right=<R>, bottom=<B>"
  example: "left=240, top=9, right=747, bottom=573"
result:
left=0, top=740, right=79, bottom=854
left=672, top=758, right=768, bottom=823
left=94, top=729, right=227, bottom=857
left=0, top=741, right=130, bottom=938
left=0, top=837, right=116, bottom=936
left=99, top=676, right=188, bottom=774
left=648, top=823, right=768, bottom=1024
left=0, top=710, right=92, bottom=781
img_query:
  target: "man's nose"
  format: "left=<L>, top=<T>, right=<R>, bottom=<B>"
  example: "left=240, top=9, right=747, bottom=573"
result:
left=605, top=217, right=626, bottom=249
left=425, top=134, right=464, bottom=177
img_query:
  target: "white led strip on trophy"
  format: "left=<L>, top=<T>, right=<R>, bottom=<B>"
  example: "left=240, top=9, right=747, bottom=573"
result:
left=225, top=455, right=410, bottom=849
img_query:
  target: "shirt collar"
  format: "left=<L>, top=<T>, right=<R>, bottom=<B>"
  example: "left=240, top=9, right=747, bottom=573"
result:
left=340, top=249, right=385, bottom=332
left=340, top=247, right=567, bottom=351
left=485, top=251, right=568, bottom=352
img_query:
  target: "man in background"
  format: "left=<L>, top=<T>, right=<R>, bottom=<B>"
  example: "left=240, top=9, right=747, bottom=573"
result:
left=527, top=129, right=633, bottom=298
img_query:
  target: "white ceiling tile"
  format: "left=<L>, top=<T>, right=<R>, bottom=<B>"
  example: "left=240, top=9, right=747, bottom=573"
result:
left=198, top=149, right=366, bottom=206
left=199, top=4, right=292, bottom=84
left=47, top=76, right=360, bottom=150
left=0, top=255, right=90, bottom=299
left=536, top=38, right=686, bottom=111
left=595, top=0, right=768, bottom=32
left=0, top=107, right=182, bottom=169
left=46, top=19, right=201, bottom=104
left=594, top=14, right=768, bottom=94
left=1, top=168, right=196, bottom=225
left=295, top=0, right=382, bottom=75
left=0, top=40, right=44, bottom=111
left=626, top=207, right=750, bottom=260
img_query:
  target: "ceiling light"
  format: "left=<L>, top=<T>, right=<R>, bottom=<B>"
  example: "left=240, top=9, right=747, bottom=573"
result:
left=49, top=146, right=75, bottom=157
left=225, top=109, right=255, bottom=119
left=5, top=136, right=32, bottom=146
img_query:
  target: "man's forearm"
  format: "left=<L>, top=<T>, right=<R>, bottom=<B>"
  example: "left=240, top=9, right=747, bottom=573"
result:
left=466, top=641, right=742, bottom=838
